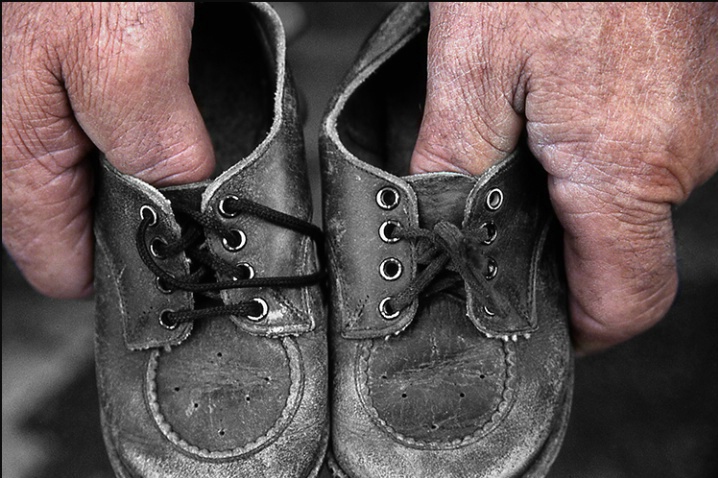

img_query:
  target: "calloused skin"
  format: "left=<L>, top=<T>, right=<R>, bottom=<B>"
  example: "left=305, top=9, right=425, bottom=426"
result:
left=3, top=2, right=717, bottom=354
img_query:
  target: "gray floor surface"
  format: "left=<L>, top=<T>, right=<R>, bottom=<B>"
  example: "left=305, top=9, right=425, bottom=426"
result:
left=3, top=3, right=717, bottom=478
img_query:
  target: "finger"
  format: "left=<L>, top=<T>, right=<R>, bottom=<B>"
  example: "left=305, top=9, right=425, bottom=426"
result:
left=548, top=177, right=678, bottom=354
left=527, top=78, right=684, bottom=354
left=410, top=3, right=525, bottom=175
left=520, top=1, right=716, bottom=353
left=1, top=101, right=96, bottom=299
left=2, top=3, right=99, bottom=298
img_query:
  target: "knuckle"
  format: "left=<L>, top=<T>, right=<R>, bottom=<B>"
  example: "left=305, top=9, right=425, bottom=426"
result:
left=534, top=106, right=701, bottom=208
left=90, top=3, right=189, bottom=67
left=65, top=3, right=192, bottom=111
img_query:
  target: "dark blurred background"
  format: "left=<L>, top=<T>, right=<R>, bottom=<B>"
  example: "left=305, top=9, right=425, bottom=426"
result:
left=3, top=3, right=717, bottom=478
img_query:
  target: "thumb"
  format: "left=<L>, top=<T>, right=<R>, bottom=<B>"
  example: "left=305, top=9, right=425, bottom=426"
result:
left=410, top=3, right=524, bottom=175
left=547, top=177, right=679, bottom=355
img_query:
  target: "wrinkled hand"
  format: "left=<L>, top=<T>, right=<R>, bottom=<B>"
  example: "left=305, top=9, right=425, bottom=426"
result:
left=2, top=2, right=214, bottom=299
left=412, top=3, right=718, bottom=353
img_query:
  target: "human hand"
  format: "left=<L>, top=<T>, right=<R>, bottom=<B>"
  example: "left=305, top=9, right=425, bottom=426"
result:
left=2, top=2, right=214, bottom=298
left=411, top=2, right=718, bottom=354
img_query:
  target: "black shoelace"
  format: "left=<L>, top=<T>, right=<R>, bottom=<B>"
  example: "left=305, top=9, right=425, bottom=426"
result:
left=381, top=220, right=497, bottom=317
left=136, top=195, right=325, bottom=328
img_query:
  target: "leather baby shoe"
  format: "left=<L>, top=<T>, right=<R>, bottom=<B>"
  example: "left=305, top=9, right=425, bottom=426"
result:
left=320, top=3, right=573, bottom=477
left=93, top=4, right=327, bottom=477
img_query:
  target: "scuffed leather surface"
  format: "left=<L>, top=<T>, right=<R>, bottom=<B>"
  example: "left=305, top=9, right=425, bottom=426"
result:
left=324, top=225, right=572, bottom=478
left=203, top=60, right=317, bottom=338
left=321, top=2, right=573, bottom=477
left=205, top=86, right=318, bottom=338
left=96, top=240, right=327, bottom=476
left=94, top=3, right=327, bottom=477
left=462, top=154, right=549, bottom=337
left=322, top=142, right=419, bottom=339
left=319, top=2, right=430, bottom=339
left=95, top=160, right=194, bottom=350
left=197, top=1, right=317, bottom=338
left=152, top=317, right=294, bottom=451
left=363, top=294, right=510, bottom=443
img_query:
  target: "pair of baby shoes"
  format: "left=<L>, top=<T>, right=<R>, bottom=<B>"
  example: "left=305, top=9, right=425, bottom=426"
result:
left=93, top=3, right=573, bottom=478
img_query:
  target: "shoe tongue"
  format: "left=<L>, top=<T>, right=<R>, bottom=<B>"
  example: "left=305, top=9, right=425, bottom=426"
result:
left=160, top=182, right=209, bottom=211
left=404, top=173, right=477, bottom=317
left=405, top=173, right=476, bottom=229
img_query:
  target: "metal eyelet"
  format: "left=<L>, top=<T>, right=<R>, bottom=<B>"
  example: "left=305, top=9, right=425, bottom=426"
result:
left=218, top=195, right=240, bottom=218
left=247, top=298, right=269, bottom=321
left=480, top=221, right=498, bottom=245
left=222, top=229, right=247, bottom=251
left=379, top=220, right=401, bottom=243
left=140, top=205, right=158, bottom=226
left=483, top=306, right=495, bottom=317
left=159, top=309, right=178, bottom=330
left=485, top=188, right=504, bottom=211
left=376, top=187, right=400, bottom=210
left=232, top=263, right=255, bottom=281
left=155, top=277, right=173, bottom=294
left=379, top=297, right=400, bottom=320
left=484, top=258, right=498, bottom=280
left=379, top=258, right=403, bottom=281
left=150, top=237, right=168, bottom=258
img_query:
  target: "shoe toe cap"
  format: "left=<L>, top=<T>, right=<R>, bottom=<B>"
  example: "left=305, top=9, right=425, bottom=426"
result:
left=331, top=294, right=572, bottom=478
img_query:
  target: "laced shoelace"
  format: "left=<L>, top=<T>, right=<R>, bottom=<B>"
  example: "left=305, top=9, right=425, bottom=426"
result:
left=136, top=195, right=325, bottom=328
left=381, top=220, right=497, bottom=318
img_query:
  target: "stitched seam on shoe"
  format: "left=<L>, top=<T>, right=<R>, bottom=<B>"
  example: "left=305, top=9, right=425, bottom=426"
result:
left=144, top=336, right=305, bottom=461
left=355, top=338, right=517, bottom=450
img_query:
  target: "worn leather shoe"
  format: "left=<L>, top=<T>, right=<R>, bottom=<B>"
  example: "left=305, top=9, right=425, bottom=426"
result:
left=320, top=3, right=573, bottom=477
left=93, top=3, right=327, bottom=477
